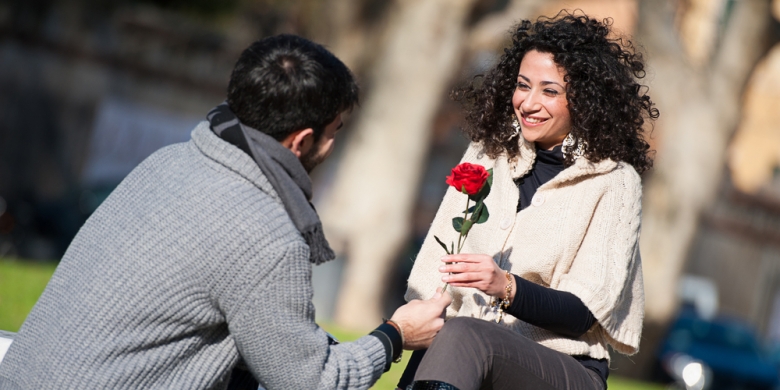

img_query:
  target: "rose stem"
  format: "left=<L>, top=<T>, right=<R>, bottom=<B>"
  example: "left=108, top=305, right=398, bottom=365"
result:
left=457, top=197, right=469, bottom=254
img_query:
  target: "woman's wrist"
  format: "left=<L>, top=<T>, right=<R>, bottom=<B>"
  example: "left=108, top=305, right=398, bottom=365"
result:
left=490, top=271, right=513, bottom=322
left=492, top=270, right=514, bottom=299
left=501, top=271, right=512, bottom=303
left=509, top=274, right=517, bottom=304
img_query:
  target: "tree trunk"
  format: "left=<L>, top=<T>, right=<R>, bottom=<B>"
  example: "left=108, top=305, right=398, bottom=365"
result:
left=320, top=0, right=479, bottom=329
left=638, top=0, right=771, bottom=326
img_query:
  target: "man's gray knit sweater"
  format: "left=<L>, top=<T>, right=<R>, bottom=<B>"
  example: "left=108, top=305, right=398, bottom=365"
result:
left=0, top=123, right=385, bottom=390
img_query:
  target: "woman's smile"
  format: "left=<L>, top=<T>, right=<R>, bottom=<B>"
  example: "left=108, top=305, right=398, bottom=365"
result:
left=520, top=114, right=548, bottom=126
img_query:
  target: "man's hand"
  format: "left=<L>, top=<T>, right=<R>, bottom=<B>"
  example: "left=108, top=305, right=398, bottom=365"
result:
left=390, top=288, right=451, bottom=350
left=439, top=254, right=516, bottom=301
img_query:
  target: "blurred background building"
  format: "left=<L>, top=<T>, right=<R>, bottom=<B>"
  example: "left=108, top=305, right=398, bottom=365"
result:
left=2, top=0, right=780, bottom=384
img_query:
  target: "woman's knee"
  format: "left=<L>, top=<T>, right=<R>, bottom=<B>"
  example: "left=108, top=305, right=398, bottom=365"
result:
left=434, top=317, right=492, bottom=346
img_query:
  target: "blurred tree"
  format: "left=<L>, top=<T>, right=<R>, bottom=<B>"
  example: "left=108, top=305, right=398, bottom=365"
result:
left=320, top=0, right=547, bottom=329
left=636, top=0, right=774, bottom=374
left=728, top=5, right=780, bottom=193
left=320, top=0, right=481, bottom=329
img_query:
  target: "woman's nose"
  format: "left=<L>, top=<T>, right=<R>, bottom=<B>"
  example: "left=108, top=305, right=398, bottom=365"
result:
left=520, top=90, right=541, bottom=112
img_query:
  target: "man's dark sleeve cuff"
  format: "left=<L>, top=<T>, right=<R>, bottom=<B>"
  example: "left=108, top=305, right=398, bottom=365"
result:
left=369, top=322, right=403, bottom=372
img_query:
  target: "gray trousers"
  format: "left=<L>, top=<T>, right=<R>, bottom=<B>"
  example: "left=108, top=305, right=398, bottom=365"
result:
left=413, top=317, right=606, bottom=390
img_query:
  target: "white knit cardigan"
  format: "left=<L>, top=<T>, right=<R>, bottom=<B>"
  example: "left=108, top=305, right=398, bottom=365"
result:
left=405, top=136, right=644, bottom=361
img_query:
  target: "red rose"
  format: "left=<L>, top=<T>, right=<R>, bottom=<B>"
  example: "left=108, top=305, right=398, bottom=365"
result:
left=445, top=163, right=489, bottom=195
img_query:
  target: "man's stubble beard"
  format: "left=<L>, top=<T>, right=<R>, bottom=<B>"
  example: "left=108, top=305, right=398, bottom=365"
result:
left=300, top=139, right=327, bottom=173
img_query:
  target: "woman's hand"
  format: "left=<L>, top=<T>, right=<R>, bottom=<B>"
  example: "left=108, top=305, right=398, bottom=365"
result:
left=440, top=254, right=516, bottom=301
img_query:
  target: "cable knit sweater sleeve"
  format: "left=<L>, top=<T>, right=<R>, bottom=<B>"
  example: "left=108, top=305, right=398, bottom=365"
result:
left=555, top=165, right=644, bottom=354
left=215, top=239, right=385, bottom=390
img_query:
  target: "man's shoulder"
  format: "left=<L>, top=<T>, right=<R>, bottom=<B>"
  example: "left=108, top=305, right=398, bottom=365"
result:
left=95, top=128, right=300, bottom=249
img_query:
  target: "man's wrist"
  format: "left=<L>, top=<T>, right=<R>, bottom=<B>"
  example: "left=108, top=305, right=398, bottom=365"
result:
left=369, top=320, right=404, bottom=372
left=385, top=318, right=405, bottom=349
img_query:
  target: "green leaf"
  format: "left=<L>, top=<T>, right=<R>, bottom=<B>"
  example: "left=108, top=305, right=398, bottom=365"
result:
left=470, top=202, right=489, bottom=224
left=468, top=168, right=493, bottom=202
left=434, top=235, right=451, bottom=254
left=452, top=217, right=464, bottom=232
left=475, top=204, right=489, bottom=223
left=460, top=219, right=474, bottom=235
left=467, top=200, right=481, bottom=220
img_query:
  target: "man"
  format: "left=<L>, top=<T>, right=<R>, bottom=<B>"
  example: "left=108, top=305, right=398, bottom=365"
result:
left=0, top=34, right=450, bottom=389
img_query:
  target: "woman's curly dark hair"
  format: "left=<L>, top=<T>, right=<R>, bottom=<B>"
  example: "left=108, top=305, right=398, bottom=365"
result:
left=455, top=11, right=658, bottom=173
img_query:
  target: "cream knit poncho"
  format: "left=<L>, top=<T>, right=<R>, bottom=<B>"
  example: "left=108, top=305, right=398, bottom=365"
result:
left=405, top=138, right=644, bottom=361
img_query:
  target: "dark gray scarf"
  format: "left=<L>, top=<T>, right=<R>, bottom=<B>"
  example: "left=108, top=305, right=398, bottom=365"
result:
left=207, top=102, right=335, bottom=265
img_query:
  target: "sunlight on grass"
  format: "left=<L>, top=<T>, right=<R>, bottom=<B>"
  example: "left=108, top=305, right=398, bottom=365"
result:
left=321, top=324, right=411, bottom=390
left=0, top=258, right=57, bottom=332
left=608, top=376, right=666, bottom=390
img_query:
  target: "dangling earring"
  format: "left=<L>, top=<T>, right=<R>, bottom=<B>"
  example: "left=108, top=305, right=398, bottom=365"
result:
left=509, top=117, right=520, bottom=140
left=562, top=133, right=585, bottom=160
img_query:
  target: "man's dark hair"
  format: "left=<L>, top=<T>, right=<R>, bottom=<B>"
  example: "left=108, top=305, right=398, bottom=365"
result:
left=227, top=34, right=358, bottom=141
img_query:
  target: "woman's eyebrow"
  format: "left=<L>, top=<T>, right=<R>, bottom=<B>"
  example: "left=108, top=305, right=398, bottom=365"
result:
left=540, top=80, right=565, bottom=88
left=517, top=74, right=564, bottom=88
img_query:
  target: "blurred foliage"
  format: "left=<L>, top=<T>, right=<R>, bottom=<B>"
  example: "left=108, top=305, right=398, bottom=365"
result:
left=129, top=0, right=241, bottom=16
left=0, top=258, right=56, bottom=332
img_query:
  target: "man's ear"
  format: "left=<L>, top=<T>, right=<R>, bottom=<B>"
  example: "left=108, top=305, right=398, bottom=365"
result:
left=281, top=128, right=315, bottom=158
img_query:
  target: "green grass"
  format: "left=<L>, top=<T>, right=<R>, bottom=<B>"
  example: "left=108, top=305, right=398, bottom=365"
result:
left=0, top=258, right=664, bottom=390
left=0, top=258, right=57, bottom=332
left=608, top=376, right=666, bottom=390
left=321, top=324, right=416, bottom=390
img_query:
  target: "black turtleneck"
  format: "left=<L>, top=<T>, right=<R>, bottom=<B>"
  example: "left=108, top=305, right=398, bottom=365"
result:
left=516, top=144, right=565, bottom=212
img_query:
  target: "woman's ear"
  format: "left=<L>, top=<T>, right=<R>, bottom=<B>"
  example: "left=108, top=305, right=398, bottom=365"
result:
left=282, top=128, right=315, bottom=157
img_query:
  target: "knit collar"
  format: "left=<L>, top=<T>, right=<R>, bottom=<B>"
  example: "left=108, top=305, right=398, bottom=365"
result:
left=508, top=133, right=618, bottom=183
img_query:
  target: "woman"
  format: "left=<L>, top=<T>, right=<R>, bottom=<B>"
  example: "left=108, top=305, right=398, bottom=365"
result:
left=400, top=12, right=658, bottom=390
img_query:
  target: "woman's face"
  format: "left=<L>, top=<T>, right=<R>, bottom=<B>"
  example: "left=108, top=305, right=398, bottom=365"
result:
left=512, top=50, right=572, bottom=150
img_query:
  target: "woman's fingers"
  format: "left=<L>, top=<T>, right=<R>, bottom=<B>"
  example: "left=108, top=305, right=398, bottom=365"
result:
left=441, top=253, right=491, bottom=263
left=439, top=253, right=507, bottom=296
left=439, top=261, right=491, bottom=274
left=441, top=272, right=482, bottom=283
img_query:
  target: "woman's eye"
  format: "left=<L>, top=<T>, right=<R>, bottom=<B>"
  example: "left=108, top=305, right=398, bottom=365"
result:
left=516, top=82, right=530, bottom=90
left=543, top=89, right=560, bottom=96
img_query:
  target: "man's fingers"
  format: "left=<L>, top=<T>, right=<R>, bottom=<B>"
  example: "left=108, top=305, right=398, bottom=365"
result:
left=434, top=289, right=452, bottom=307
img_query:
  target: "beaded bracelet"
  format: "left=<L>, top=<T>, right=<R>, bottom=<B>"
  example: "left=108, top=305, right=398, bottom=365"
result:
left=490, top=270, right=513, bottom=323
